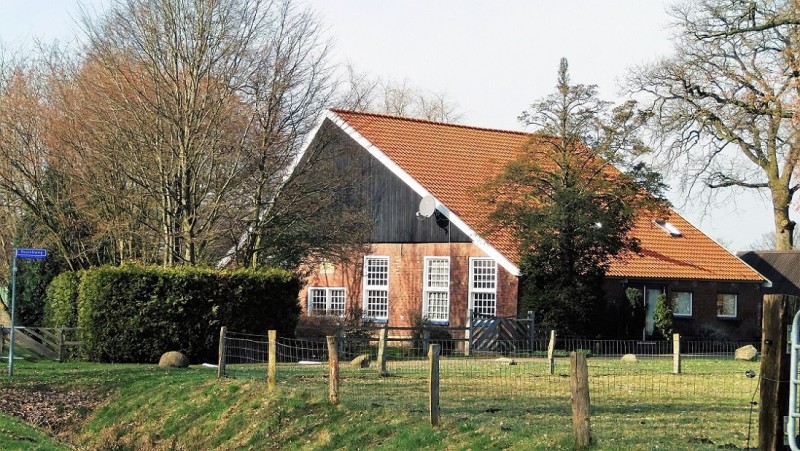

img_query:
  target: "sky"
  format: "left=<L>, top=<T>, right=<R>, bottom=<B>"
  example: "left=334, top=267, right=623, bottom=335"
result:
left=0, top=0, right=777, bottom=252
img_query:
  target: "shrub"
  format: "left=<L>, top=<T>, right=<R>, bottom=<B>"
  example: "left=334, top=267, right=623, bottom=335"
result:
left=15, top=257, right=69, bottom=326
left=43, top=271, right=81, bottom=328
left=653, top=293, right=674, bottom=339
left=76, top=264, right=300, bottom=363
left=411, top=316, right=454, bottom=356
left=624, top=287, right=645, bottom=339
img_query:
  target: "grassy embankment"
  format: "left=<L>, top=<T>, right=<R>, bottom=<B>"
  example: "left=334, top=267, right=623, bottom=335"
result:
left=0, top=356, right=759, bottom=450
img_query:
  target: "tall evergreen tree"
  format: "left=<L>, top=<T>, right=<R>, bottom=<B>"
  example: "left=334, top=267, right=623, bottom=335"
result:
left=484, top=59, right=667, bottom=337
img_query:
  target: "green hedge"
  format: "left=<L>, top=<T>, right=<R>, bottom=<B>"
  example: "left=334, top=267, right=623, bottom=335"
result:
left=47, top=264, right=300, bottom=363
left=43, top=271, right=81, bottom=328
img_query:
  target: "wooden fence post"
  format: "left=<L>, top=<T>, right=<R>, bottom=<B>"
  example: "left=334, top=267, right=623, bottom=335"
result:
left=548, top=330, right=556, bottom=375
left=672, top=333, right=681, bottom=374
left=570, top=351, right=591, bottom=450
left=422, top=328, right=431, bottom=355
left=217, top=326, right=226, bottom=378
left=327, top=335, right=339, bottom=404
left=58, top=327, right=66, bottom=363
left=465, top=309, right=473, bottom=357
left=429, top=343, right=441, bottom=427
left=268, top=330, right=277, bottom=392
left=377, top=324, right=388, bottom=377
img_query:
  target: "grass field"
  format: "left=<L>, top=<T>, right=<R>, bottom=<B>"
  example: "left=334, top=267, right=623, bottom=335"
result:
left=0, top=355, right=760, bottom=450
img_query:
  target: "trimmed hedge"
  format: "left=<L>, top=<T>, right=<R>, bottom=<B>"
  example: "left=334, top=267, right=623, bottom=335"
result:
left=46, top=264, right=300, bottom=363
left=43, top=271, right=81, bottom=328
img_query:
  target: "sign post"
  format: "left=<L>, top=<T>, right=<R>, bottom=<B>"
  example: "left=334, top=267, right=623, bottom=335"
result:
left=8, top=248, right=46, bottom=376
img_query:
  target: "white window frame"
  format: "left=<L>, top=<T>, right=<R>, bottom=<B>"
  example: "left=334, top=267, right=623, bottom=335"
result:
left=422, top=256, right=450, bottom=324
left=469, top=257, right=497, bottom=317
left=307, top=287, right=346, bottom=316
left=363, top=256, right=390, bottom=321
left=717, top=293, right=738, bottom=318
left=672, top=291, right=693, bottom=317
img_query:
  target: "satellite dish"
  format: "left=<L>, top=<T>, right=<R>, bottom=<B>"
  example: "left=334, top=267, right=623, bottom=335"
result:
left=418, top=195, right=436, bottom=218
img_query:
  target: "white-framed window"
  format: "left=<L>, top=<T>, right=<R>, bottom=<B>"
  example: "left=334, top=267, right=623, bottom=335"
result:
left=469, top=258, right=497, bottom=317
left=672, top=291, right=692, bottom=317
left=363, top=256, right=389, bottom=321
left=717, top=293, right=737, bottom=318
left=422, top=257, right=450, bottom=323
left=308, top=287, right=346, bottom=316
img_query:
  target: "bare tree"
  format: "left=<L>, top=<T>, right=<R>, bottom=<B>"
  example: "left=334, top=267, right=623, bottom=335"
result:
left=337, top=67, right=463, bottom=122
left=0, top=52, right=94, bottom=270
left=69, top=0, right=341, bottom=267
left=627, top=0, right=800, bottom=250
left=235, top=0, right=340, bottom=268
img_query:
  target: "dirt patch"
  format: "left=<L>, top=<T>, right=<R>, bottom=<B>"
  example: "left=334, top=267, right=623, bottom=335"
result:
left=0, top=386, right=104, bottom=435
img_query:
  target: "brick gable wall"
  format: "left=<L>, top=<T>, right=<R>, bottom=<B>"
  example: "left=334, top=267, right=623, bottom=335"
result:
left=301, top=242, right=518, bottom=328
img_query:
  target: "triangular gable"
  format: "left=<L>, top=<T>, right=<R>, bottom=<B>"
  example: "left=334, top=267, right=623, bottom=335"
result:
left=327, top=110, right=520, bottom=276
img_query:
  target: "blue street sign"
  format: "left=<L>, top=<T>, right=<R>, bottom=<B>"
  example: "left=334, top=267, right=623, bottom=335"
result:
left=15, top=248, right=47, bottom=260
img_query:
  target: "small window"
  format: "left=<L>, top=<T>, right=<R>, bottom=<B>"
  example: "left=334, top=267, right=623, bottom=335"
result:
left=654, top=220, right=682, bottom=237
left=717, top=293, right=737, bottom=318
left=319, top=261, right=335, bottom=274
left=673, top=292, right=692, bottom=317
left=308, top=288, right=346, bottom=316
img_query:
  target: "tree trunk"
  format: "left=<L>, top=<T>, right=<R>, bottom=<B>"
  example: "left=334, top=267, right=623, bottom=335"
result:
left=772, top=184, right=794, bottom=250
left=759, top=294, right=796, bottom=450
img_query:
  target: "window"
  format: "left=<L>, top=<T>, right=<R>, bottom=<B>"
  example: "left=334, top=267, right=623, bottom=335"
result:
left=363, top=256, right=389, bottom=321
left=319, top=260, right=334, bottom=274
left=672, top=291, right=692, bottom=317
left=717, top=293, right=737, bottom=318
left=423, top=257, right=450, bottom=323
left=308, top=288, right=346, bottom=316
left=469, top=258, right=497, bottom=316
left=654, top=219, right=682, bottom=237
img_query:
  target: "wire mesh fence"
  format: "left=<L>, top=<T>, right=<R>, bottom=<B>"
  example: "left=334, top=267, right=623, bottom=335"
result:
left=219, top=327, right=761, bottom=448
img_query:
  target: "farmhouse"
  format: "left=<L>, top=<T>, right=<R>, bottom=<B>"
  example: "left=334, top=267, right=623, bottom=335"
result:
left=290, top=109, right=767, bottom=340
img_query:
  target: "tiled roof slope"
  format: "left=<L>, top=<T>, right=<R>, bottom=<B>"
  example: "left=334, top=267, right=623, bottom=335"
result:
left=331, top=109, right=765, bottom=283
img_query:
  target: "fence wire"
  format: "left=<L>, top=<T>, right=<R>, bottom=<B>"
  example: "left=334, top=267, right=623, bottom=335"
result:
left=220, top=330, right=761, bottom=448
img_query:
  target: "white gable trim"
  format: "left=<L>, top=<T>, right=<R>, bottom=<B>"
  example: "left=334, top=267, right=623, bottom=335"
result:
left=327, top=110, right=521, bottom=276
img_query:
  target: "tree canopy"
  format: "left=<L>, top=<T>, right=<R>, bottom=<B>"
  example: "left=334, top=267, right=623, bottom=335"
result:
left=484, top=59, right=666, bottom=336
left=0, top=0, right=371, bottom=275
left=627, top=0, right=800, bottom=250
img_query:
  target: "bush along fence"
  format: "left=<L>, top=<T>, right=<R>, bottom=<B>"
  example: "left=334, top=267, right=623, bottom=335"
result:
left=218, top=325, right=762, bottom=449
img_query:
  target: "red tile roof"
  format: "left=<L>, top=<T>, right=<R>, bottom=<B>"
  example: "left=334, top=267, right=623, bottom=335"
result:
left=330, top=109, right=765, bottom=283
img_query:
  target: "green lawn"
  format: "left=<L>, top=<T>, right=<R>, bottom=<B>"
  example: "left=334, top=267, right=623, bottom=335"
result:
left=0, top=413, right=67, bottom=451
left=0, top=356, right=760, bottom=450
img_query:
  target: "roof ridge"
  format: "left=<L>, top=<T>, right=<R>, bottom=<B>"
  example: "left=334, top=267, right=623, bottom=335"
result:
left=330, top=108, right=531, bottom=137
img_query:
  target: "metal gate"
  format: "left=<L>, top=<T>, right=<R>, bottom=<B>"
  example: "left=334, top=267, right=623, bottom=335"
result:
left=789, top=310, right=800, bottom=450
left=470, top=312, right=535, bottom=353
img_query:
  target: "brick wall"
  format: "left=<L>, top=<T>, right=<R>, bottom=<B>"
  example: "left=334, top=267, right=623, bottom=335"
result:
left=604, top=278, right=764, bottom=341
left=301, top=242, right=518, bottom=328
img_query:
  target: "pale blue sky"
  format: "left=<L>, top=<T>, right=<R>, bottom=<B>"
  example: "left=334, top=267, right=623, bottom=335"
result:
left=0, top=0, right=776, bottom=251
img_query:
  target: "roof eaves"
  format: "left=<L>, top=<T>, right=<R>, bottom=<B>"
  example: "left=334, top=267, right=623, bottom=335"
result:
left=681, top=217, right=770, bottom=285
left=328, top=109, right=521, bottom=276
